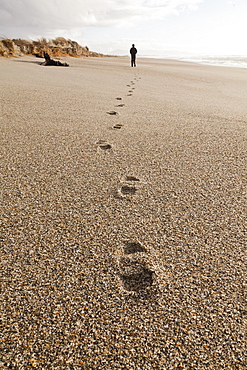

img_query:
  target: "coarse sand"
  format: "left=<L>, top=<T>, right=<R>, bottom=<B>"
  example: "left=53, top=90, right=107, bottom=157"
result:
left=0, top=55, right=246, bottom=369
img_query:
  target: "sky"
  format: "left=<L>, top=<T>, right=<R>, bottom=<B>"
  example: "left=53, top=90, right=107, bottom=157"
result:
left=0, top=0, right=247, bottom=56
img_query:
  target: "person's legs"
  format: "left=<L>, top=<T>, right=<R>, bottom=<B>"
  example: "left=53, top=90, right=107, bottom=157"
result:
left=133, top=55, right=136, bottom=67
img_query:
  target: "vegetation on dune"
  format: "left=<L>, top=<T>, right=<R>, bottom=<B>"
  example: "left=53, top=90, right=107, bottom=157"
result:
left=0, top=37, right=106, bottom=58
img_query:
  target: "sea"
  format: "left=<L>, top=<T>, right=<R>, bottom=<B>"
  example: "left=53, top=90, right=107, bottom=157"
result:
left=140, top=55, right=247, bottom=69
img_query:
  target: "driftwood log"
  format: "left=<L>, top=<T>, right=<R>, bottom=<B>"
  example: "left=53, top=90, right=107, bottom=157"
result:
left=41, top=52, right=69, bottom=66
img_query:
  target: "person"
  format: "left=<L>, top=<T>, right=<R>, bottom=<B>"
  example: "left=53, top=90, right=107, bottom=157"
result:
left=130, top=44, right=137, bottom=67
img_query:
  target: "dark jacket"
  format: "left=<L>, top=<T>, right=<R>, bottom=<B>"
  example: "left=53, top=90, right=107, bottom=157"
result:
left=130, top=47, right=137, bottom=55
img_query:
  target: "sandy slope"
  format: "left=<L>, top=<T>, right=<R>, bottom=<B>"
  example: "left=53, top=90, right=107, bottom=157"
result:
left=1, top=55, right=246, bottom=369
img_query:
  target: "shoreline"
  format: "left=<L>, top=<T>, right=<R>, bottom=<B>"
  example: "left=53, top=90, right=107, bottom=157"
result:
left=138, top=54, right=247, bottom=69
left=103, top=54, right=247, bottom=69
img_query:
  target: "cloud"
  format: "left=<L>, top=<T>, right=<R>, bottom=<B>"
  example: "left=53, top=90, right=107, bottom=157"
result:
left=0, top=0, right=203, bottom=36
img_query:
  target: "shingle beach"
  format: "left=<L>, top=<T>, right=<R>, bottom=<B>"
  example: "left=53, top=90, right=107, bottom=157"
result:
left=0, top=55, right=246, bottom=369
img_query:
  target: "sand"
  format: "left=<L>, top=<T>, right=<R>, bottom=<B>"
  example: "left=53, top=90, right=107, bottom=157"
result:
left=0, top=55, right=246, bottom=369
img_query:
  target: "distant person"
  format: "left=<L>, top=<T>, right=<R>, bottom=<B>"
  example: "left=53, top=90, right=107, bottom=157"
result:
left=130, top=44, right=137, bottom=67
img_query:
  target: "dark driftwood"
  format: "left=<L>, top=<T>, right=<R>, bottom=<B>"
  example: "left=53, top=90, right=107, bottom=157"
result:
left=41, top=52, right=69, bottom=67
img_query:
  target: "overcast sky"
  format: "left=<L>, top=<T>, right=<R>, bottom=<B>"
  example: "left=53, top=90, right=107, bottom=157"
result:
left=0, top=0, right=246, bottom=56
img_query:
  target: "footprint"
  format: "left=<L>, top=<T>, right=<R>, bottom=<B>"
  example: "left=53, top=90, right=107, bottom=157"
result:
left=95, top=140, right=112, bottom=151
left=116, top=241, right=157, bottom=293
left=95, top=139, right=107, bottom=145
left=128, top=90, right=133, bottom=93
left=114, top=176, right=141, bottom=198
left=127, top=85, right=131, bottom=87
left=119, top=258, right=154, bottom=292
left=115, top=104, right=125, bottom=107
left=116, top=97, right=122, bottom=100
left=113, top=123, right=123, bottom=130
left=107, top=111, right=119, bottom=115
left=125, top=176, right=140, bottom=182
left=123, top=241, right=146, bottom=254
left=100, top=143, right=112, bottom=150
left=127, top=94, right=132, bottom=96
left=100, top=144, right=112, bottom=151
left=120, top=184, right=138, bottom=195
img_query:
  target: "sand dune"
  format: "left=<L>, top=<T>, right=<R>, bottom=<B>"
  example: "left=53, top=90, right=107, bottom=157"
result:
left=1, top=55, right=246, bottom=369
